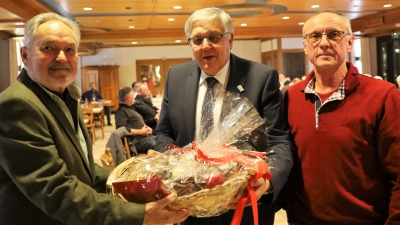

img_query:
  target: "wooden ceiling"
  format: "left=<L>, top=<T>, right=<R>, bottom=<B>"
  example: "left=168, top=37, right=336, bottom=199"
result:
left=1, top=0, right=400, bottom=55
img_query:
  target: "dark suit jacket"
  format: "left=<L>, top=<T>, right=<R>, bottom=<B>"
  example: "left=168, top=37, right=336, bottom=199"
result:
left=134, top=95, right=158, bottom=129
left=156, top=54, right=294, bottom=210
left=0, top=69, right=145, bottom=225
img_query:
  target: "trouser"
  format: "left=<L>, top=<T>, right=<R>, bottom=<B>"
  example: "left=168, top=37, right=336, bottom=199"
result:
left=135, top=135, right=156, bottom=153
left=104, top=106, right=111, bottom=124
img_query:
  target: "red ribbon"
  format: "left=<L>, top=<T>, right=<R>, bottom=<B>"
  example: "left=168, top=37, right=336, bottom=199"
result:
left=196, top=148, right=271, bottom=225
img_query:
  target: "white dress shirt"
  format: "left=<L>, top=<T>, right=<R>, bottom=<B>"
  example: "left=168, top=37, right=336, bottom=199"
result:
left=195, top=59, right=230, bottom=139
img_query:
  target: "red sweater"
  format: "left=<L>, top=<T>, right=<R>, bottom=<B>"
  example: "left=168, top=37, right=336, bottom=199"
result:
left=284, top=63, right=400, bottom=225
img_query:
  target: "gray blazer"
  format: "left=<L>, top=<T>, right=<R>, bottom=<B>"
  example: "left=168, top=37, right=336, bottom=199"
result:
left=0, top=69, right=145, bottom=225
left=156, top=53, right=294, bottom=204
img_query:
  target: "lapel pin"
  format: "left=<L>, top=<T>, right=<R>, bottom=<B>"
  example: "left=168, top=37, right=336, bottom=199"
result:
left=237, top=85, right=244, bottom=92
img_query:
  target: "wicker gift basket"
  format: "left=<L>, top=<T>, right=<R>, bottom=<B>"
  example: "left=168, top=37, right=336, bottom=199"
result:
left=107, top=92, right=272, bottom=218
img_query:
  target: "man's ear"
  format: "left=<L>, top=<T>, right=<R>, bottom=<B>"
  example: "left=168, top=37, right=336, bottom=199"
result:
left=20, top=47, right=28, bottom=64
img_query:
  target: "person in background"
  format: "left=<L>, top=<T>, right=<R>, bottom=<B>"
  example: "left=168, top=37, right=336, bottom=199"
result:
left=81, top=82, right=112, bottom=126
left=279, top=73, right=291, bottom=90
left=131, top=81, right=142, bottom=98
left=284, top=9, right=400, bottom=224
left=134, top=83, right=160, bottom=134
left=0, top=12, right=190, bottom=225
left=155, top=7, right=294, bottom=225
left=115, top=87, right=156, bottom=155
left=280, top=77, right=301, bottom=95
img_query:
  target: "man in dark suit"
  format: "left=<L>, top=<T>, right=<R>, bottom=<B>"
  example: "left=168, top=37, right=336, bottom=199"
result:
left=155, top=7, right=294, bottom=225
left=134, top=82, right=160, bottom=133
left=0, top=12, right=189, bottom=225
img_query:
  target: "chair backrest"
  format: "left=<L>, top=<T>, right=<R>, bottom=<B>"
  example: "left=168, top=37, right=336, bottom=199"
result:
left=123, top=137, right=131, bottom=159
left=81, top=107, right=94, bottom=126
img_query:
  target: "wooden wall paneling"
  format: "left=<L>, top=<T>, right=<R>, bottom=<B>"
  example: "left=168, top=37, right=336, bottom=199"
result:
left=99, top=66, right=119, bottom=108
left=81, top=67, right=99, bottom=92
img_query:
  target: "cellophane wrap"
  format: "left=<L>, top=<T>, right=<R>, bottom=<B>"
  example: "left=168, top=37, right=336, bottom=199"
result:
left=107, top=91, right=271, bottom=217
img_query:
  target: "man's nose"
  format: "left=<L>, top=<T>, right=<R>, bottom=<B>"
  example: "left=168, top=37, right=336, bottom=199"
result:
left=201, top=38, right=213, bottom=48
left=56, top=50, right=67, bottom=62
left=319, top=34, right=330, bottom=46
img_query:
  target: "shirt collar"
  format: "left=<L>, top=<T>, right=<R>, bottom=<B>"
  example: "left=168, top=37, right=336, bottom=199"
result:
left=304, top=73, right=346, bottom=102
left=199, top=59, right=230, bottom=87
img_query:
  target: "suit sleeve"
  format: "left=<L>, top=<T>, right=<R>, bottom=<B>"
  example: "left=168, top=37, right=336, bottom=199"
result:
left=0, top=96, right=145, bottom=225
left=260, top=69, right=295, bottom=205
left=155, top=67, right=176, bottom=152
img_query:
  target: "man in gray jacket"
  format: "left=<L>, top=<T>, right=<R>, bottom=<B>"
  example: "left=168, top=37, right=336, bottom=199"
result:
left=0, top=12, right=190, bottom=225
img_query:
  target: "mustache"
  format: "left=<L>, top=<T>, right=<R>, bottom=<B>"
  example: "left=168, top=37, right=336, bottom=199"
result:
left=48, top=63, right=71, bottom=70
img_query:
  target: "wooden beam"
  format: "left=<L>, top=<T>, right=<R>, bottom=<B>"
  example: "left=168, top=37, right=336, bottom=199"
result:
left=81, top=26, right=303, bottom=43
left=0, top=31, right=12, bottom=39
left=0, top=0, right=39, bottom=21
left=352, top=7, right=400, bottom=35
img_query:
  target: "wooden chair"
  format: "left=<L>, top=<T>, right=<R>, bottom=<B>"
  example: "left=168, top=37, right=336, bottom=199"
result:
left=91, top=105, right=105, bottom=140
left=100, top=148, right=115, bottom=168
left=123, top=137, right=131, bottom=159
left=82, top=107, right=96, bottom=144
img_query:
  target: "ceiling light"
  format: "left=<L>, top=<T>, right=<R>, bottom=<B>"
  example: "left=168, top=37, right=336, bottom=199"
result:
left=299, top=22, right=305, bottom=25
left=83, top=7, right=92, bottom=11
left=383, top=4, right=392, bottom=8
left=15, top=22, right=24, bottom=25
left=283, top=16, right=290, bottom=20
left=311, top=5, right=319, bottom=8
left=241, top=23, right=247, bottom=27
left=168, top=18, right=175, bottom=21
left=129, top=26, right=135, bottom=29
left=173, top=6, right=182, bottom=9
left=95, top=20, right=100, bottom=23
left=132, top=42, right=138, bottom=44
left=175, top=40, right=182, bottom=43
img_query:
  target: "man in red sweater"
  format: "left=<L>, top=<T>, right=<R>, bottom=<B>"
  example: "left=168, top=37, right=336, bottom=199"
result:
left=284, top=10, right=400, bottom=224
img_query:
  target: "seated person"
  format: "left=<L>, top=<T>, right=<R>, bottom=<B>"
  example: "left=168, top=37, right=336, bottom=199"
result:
left=115, top=87, right=156, bottom=155
left=131, top=81, right=142, bottom=98
left=81, top=82, right=112, bottom=126
left=134, top=83, right=159, bottom=133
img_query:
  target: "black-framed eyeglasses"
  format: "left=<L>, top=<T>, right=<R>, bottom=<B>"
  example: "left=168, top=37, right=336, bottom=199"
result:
left=303, top=31, right=349, bottom=46
left=188, top=32, right=229, bottom=47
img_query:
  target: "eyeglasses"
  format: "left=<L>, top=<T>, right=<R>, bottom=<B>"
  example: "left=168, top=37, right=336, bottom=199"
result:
left=188, top=32, right=229, bottom=47
left=303, top=31, right=349, bottom=46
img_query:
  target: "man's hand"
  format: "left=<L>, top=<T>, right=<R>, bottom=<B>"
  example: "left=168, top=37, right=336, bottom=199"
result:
left=147, top=149, right=161, bottom=157
left=228, top=178, right=270, bottom=208
left=140, top=125, right=152, bottom=136
left=143, top=192, right=191, bottom=225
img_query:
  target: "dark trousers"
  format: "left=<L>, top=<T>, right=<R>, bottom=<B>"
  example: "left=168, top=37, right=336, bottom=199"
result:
left=181, top=202, right=275, bottom=225
left=104, top=106, right=111, bottom=124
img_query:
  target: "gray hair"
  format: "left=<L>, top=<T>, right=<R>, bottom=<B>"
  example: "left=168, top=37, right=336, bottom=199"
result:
left=117, top=87, right=133, bottom=102
left=302, top=9, right=353, bottom=36
left=184, top=7, right=234, bottom=39
left=24, top=12, right=81, bottom=48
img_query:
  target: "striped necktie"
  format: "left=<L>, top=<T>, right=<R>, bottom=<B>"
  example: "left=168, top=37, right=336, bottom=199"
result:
left=199, top=77, right=218, bottom=141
